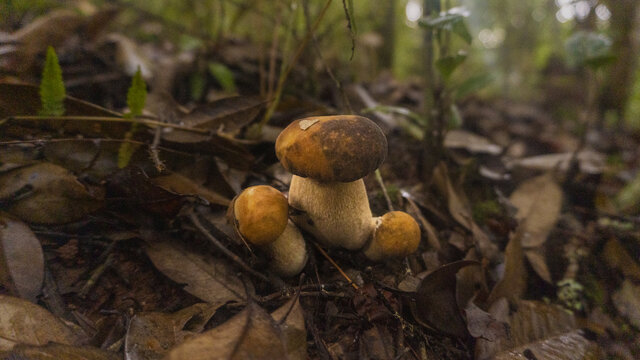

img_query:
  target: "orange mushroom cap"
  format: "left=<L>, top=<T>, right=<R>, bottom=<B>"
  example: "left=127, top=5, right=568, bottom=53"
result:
left=275, top=115, right=387, bottom=182
left=231, top=185, right=289, bottom=246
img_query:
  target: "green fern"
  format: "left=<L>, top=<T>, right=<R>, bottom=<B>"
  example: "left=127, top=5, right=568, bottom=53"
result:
left=39, top=46, right=66, bottom=116
left=125, top=67, right=147, bottom=119
left=118, top=67, right=148, bottom=168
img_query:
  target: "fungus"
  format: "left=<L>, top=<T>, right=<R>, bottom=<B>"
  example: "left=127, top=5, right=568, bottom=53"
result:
left=229, top=185, right=307, bottom=277
left=362, top=211, right=421, bottom=261
left=275, top=115, right=387, bottom=250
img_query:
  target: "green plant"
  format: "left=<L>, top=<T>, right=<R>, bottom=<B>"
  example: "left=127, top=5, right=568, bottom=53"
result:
left=39, top=46, right=66, bottom=117
left=117, top=67, right=148, bottom=168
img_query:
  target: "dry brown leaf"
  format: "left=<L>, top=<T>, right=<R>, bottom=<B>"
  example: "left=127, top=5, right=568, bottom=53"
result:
left=603, top=238, right=640, bottom=281
left=411, top=260, right=480, bottom=337
left=432, top=162, right=499, bottom=261
left=476, top=300, right=601, bottom=360
left=524, top=249, right=553, bottom=283
left=464, top=301, right=509, bottom=342
left=0, top=295, right=87, bottom=351
left=444, top=129, right=502, bottom=155
left=612, top=280, right=640, bottom=329
left=487, top=227, right=527, bottom=306
left=151, top=173, right=230, bottom=207
left=2, top=10, right=84, bottom=72
left=2, top=343, right=119, bottom=360
left=144, top=240, right=245, bottom=305
left=181, top=96, right=265, bottom=136
left=506, top=150, right=605, bottom=175
left=270, top=299, right=308, bottom=360
left=164, top=302, right=291, bottom=360
left=0, top=163, right=104, bottom=224
left=0, top=214, right=44, bottom=302
left=509, top=173, right=563, bottom=248
left=124, top=303, right=222, bottom=360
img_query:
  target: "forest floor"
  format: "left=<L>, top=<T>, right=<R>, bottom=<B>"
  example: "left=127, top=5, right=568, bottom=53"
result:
left=1, top=7, right=640, bottom=360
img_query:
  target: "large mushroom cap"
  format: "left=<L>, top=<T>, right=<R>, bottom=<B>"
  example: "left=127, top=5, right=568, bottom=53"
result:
left=275, top=115, right=387, bottom=182
left=231, top=185, right=289, bottom=246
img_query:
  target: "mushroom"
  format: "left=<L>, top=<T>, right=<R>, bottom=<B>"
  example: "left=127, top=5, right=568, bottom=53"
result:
left=275, top=115, right=387, bottom=250
left=229, top=185, right=307, bottom=277
left=362, top=211, right=421, bottom=261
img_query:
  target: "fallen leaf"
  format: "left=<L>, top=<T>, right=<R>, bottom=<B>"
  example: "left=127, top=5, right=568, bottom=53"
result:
left=603, top=238, right=640, bottom=281
left=509, top=173, right=563, bottom=248
left=2, top=10, right=84, bottom=72
left=411, top=260, right=480, bottom=337
left=181, top=96, right=265, bottom=135
left=487, top=227, right=527, bottom=306
left=0, top=162, right=104, bottom=224
left=476, top=300, right=601, bottom=360
left=444, top=129, right=502, bottom=155
left=0, top=214, right=44, bottom=302
left=125, top=303, right=222, bottom=360
left=3, top=343, right=118, bottom=360
left=464, top=301, right=509, bottom=341
left=612, top=280, right=640, bottom=329
left=432, top=163, right=500, bottom=261
left=144, top=240, right=245, bottom=304
left=270, top=299, right=308, bottom=360
left=524, top=248, right=553, bottom=283
left=0, top=295, right=86, bottom=351
left=164, top=302, right=290, bottom=360
left=151, top=172, right=230, bottom=207
left=506, top=150, right=606, bottom=175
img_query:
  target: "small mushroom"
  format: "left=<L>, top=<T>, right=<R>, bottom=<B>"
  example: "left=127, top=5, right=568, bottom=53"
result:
left=229, top=185, right=307, bottom=277
left=362, top=211, right=421, bottom=261
left=276, top=115, right=387, bottom=250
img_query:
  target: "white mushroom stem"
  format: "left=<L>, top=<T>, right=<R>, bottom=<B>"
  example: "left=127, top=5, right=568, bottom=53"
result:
left=362, top=216, right=385, bottom=261
left=264, top=220, right=308, bottom=277
left=288, top=175, right=375, bottom=250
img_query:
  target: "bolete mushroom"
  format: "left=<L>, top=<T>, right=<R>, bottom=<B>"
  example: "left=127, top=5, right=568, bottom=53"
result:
left=275, top=115, right=387, bottom=250
left=229, top=185, right=307, bottom=277
left=362, top=211, right=421, bottom=261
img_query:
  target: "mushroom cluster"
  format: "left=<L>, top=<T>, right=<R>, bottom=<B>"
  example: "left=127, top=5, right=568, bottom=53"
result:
left=228, top=115, right=421, bottom=277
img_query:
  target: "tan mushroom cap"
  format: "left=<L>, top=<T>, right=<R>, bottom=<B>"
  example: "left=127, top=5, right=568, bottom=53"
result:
left=275, top=115, right=387, bottom=182
left=367, top=211, right=421, bottom=260
left=231, top=185, right=289, bottom=246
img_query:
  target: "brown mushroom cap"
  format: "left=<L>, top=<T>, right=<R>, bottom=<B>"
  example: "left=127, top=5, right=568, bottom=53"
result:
left=231, top=185, right=289, bottom=246
left=368, top=211, right=421, bottom=259
left=275, top=115, right=387, bottom=182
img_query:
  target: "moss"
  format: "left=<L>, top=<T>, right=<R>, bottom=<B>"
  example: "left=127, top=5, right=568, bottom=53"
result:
left=472, top=199, right=501, bottom=224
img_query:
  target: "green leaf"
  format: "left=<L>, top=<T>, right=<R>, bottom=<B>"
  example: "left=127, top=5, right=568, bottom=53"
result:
left=39, top=46, right=66, bottom=117
left=418, top=8, right=472, bottom=44
left=208, top=62, right=237, bottom=93
left=125, top=67, right=147, bottom=119
left=565, top=31, right=614, bottom=69
left=436, top=52, right=467, bottom=79
left=453, top=73, right=494, bottom=99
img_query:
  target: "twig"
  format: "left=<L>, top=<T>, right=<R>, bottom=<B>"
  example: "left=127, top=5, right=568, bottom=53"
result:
left=79, top=253, right=114, bottom=298
left=149, top=126, right=165, bottom=171
left=2, top=115, right=209, bottom=133
left=311, top=240, right=359, bottom=290
left=187, top=210, right=271, bottom=284
left=375, top=169, right=394, bottom=211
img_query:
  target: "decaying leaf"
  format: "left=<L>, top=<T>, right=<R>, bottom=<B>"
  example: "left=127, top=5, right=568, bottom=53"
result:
left=612, top=280, right=640, bottom=329
left=125, top=303, right=222, bottom=360
left=151, top=172, right=230, bottom=207
left=444, top=129, right=502, bottom=155
left=487, top=227, right=527, bottom=305
left=432, top=162, right=500, bottom=261
left=603, top=238, right=640, bottom=281
left=411, top=260, right=480, bottom=337
left=0, top=214, right=44, bottom=302
left=164, top=300, right=305, bottom=360
left=144, top=240, right=245, bottom=305
left=0, top=295, right=87, bottom=351
left=476, top=300, right=601, bottom=360
left=2, top=343, right=119, bottom=360
left=269, top=299, right=308, bottom=360
left=509, top=172, right=562, bottom=283
left=0, top=162, right=104, bottom=224
left=509, top=173, right=563, bottom=248
left=464, top=301, right=509, bottom=342
left=180, top=96, right=265, bottom=136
